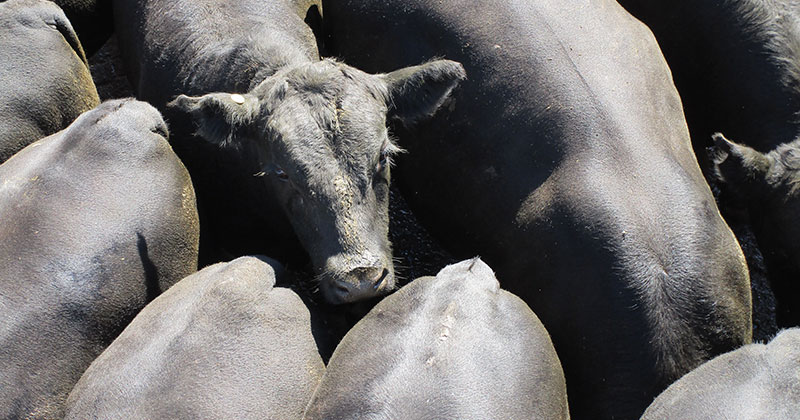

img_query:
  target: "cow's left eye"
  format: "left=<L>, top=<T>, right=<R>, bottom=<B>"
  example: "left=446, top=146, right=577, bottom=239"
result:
left=376, top=153, right=389, bottom=173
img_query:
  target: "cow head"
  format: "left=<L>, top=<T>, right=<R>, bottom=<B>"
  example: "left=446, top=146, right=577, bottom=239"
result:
left=169, top=58, right=466, bottom=304
left=711, top=132, right=800, bottom=271
left=711, top=132, right=800, bottom=201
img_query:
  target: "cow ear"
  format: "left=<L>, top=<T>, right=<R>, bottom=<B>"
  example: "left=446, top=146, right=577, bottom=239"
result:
left=711, top=132, right=771, bottom=188
left=710, top=132, right=739, bottom=166
left=168, top=92, right=259, bottom=148
left=382, top=60, right=466, bottom=126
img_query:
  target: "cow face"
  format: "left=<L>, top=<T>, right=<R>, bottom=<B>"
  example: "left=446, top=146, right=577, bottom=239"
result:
left=169, top=59, right=466, bottom=304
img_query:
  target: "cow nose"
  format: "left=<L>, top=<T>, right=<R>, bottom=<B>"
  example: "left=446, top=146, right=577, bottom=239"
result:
left=329, top=266, right=392, bottom=304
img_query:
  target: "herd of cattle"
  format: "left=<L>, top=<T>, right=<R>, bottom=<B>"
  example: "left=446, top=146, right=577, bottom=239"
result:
left=1, top=0, right=799, bottom=419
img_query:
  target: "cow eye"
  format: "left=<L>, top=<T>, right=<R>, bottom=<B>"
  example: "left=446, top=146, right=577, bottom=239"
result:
left=274, top=168, right=289, bottom=181
left=376, top=152, right=389, bottom=173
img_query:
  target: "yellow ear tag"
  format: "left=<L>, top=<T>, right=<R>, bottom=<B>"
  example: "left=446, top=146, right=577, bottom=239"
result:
left=230, top=94, right=246, bottom=104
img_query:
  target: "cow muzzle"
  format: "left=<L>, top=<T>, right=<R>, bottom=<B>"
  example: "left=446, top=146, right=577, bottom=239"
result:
left=320, top=263, right=394, bottom=304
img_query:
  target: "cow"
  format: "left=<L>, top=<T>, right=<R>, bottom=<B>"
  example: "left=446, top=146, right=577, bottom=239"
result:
left=0, top=0, right=99, bottom=163
left=63, top=256, right=324, bottom=420
left=616, top=0, right=800, bottom=171
left=49, top=0, right=114, bottom=55
left=321, top=0, right=752, bottom=418
left=713, top=133, right=800, bottom=327
left=303, top=258, right=569, bottom=420
left=641, top=328, right=800, bottom=419
left=111, top=0, right=466, bottom=304
left=616, top=0, right=800, bottom=333
left=0, top=98, right=200, bottom=420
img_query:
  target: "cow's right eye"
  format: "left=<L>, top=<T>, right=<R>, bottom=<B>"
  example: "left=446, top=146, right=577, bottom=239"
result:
left=275, top=168, right=289, bottom=181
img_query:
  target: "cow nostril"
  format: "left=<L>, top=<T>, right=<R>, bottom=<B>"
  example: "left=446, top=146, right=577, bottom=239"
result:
left=334, top=283, right=350, bottom=295
left=373, top=268, right=389, bottom=290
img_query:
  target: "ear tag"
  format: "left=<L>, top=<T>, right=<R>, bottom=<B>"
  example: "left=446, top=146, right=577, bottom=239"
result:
left=231, top=94, right=246, bottom=105
left=254, top=163, right=272, bottom=177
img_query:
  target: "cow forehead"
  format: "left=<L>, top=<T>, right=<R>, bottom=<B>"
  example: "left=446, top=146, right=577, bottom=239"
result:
left=253, top=60, right=387, bottom=131
left=280, top=58, right=388, bottom=100
left=265, top=88, right=388, bottom=161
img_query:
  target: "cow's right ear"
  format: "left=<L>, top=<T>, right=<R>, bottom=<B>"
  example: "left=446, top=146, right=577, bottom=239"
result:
left=168, top=92, right=259, bottom=148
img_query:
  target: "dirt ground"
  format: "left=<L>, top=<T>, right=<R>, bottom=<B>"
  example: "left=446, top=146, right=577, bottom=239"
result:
left=87, top=35, right=778, bottom=344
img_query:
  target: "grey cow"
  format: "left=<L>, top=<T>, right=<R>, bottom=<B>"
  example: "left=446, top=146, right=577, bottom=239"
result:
left=642, top=328, right=800, bottom=419
left=0, top=0, right=99, bottom=163
left=321, top=0, right=752, bottom=418
left=112, top=0, right=466, bottom=303
left=64, top=256, right=325, bottom=420
left=0, top=99, right=199, bottom=420
left=303, top=258, right=569, bottom=420
left=619, top=0, right=800, bottom=331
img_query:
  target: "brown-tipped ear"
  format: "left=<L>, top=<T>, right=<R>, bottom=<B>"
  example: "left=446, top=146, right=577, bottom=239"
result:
left=167, top=92, right=259, bottom=148
left=381, top=59, right=466, bottom=126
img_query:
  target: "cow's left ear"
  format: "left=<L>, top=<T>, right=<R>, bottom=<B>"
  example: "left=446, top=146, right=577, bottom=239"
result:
left=711, top=132, right=773, bottom=196
left=168, top=92, right=260, bottom=147
left=381, top=60, right=466, bottom=126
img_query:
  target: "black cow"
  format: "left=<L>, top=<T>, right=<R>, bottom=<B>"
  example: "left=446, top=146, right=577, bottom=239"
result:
left=0, top=99, right=200, bottom=420
left=641, top=328, right=800, bottom=419
left=616, top=0, right=800, bottom=171
left=303, top=258, right=569, bottom=420
left=112, top=0, right=465, bottom=304
left=322, top=1, right=752, bottom=418
left=49, top=0, right=113, bottom=55
left=713, top=133, right=800, bottom=326
left=64, top=256, right=324, bottom=420
left=0, top=0, right=99, bottom=163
